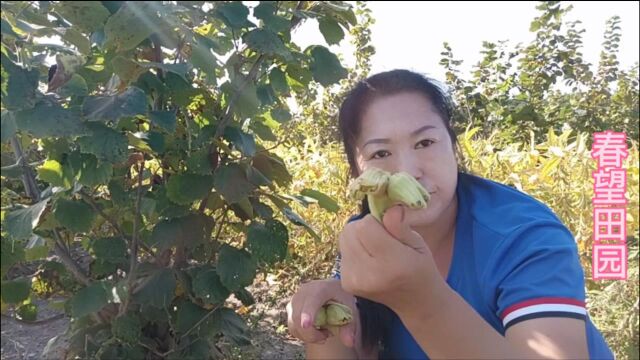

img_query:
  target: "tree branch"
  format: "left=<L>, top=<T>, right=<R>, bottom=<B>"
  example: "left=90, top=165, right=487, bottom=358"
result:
left=10, top=136, right=39, bottom=202
left=119, top=161, right=145, bottom=315
left=53, top=230, right=90, bottom=286
left=213, top=55, right=265, bottom=141
left=180, top=304, right=221, bottom=340
left=79, top=190, right=155, bottom=257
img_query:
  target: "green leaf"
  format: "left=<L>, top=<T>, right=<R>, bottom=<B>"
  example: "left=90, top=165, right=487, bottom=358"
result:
left=213, top=164, right=256, bottom=204
left=112, top=56, right=145, bottom=84
left=1, top=18, right=22, bottom=39
left=77, top=123, right=128, bottom=164
left=192, top=268, right=230, bottom=305
left=1, top=278, right=31, bottom=304
left=191, top=35, right=218, bottom=85
left=1, top=110, right=17, bottom=143
left=284, top=207, right=321, bottom=241
left=1, top=240, right=25, bottom=278
left=250, top=198, right=274, bottom=220
left=149, top=111, right=177, bottom=133
left=82, top=86, right=148, bottom=123
left=166, top=72, right=198, bottom=107
left=254, top=2, right=290, bottom=34
left=247, top=219, right=288, bottom=265
left=270, top=107, right=292, bottom=123
left=0, top=53, right=39, bottom=111
left=14, top=100, right=87, bottom=138
left=16, top=303, right=37, bottom=321
left=104, top=2, right=158, bottom=51
left=222, top=78, right=260, bottom=119
left=91, top=259, right=116, bottom=277
left=246, top=165, right=272, bottom=187
left=217, top=244, right=256, bottom=292
left=92, top=237, right=127, bottom=263
left=244, top=29, right=291, bottom=60
left=138, top=62, right=191, bottom=82
left=54, top=198, right=95, bottom=233
left=233, top=288, right=255, bottom=306
left=286, top=65, right=313, bottom=89
left=185, top=148, right=213, bottom=175
left=69, top=153, right=113, bottom=187
left=149, top=218, right=181, bottom=251
left=55, top=2, right=110, bottom=33
left=145, top=131, right=165, bottom=154
left=318, top=17, right=344, bottom=45
left=24, top=235, right=49, bottom=261
left=530, top=20, right=541, bottom=32
left=250, top=119, right=277, bottom=142
left=133, top=268, right=176, bottom=308
left=194, top=33, right=225, bottom=54
left=176, top=301, right=208, bottom=334
left=59, top=27, right=91, bottom=55
left=263, top=14, right=290, bottom=34
left=149, top=214, right=211, bottom=251
left=179, top=339, right=211, bottom=360
left=112, top=314, right=141, bottom=344
left=308, top=46, right=348, bottom=86
left=58, top=74, right=89, bottom=97
left=108, top=179, right=128, bottom=207
left=4, top=199, right=49, bottom=240
left=40, top=138, right=70, bottom=162
left=127, top=132, right=154, bottom=153
left=230, top=197, right=254, bottom=221
left=70, top=282, right=109, bottom=318
left=269, top=68, right=289, bottom=94
left=224, top=126, right=256, bottom=157
left=252, top=153, right=291, bottom=187
left=1, top=163, right=23, bottom=179
left=216, top=2, right=252, bottom=29
left=253, top=2, right=276, bottom=20
left=166, top=173, right=213, bottom=205
left=37, top=159, right=73, bottom=188
left=256, top=84, right=277, bottom=106
left=135, top=71, right=167, bottom=97
left=211, top=307, right=251, bottom=346
left=301, top=189, right=340, bottom=213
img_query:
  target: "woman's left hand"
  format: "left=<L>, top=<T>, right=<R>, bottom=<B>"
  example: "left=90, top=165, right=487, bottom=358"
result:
left=338, top=205, right=442, bottom=315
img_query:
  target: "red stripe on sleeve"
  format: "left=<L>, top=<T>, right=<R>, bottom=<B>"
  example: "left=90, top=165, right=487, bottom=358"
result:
left=500, top=297, right=586, bottom=319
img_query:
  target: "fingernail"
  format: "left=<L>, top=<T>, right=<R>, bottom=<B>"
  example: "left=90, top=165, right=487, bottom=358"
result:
left=301, top=313, right=311, bottom=329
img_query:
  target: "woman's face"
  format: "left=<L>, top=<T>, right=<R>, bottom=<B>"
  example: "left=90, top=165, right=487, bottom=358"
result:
left=354, top=92, right=459, bottom=227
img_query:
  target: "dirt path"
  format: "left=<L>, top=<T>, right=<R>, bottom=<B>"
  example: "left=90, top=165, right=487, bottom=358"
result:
left=1, top=299, right=69, bottom=360
left=1, top=280, right=303, bottom=360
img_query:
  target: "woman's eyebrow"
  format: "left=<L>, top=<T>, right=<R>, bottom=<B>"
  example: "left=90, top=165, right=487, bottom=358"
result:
left=363, top=125, right=436, bottom=148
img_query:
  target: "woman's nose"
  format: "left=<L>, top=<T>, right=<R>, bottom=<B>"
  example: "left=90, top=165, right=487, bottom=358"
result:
left=393, top=154, right=422, bottom=179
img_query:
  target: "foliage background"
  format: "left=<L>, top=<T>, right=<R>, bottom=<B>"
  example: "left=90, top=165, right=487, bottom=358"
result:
left=1, top=1, right=638, bottom=359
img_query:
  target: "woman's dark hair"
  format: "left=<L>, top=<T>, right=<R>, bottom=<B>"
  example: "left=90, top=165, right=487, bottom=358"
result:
left=338, top=69, right=462, bottom=354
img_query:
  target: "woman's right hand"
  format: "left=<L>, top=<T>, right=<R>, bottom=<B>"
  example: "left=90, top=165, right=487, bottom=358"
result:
left=286, top=278, right=359, bottom=348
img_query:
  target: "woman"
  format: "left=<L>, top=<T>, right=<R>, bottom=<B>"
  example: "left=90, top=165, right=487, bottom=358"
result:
left=286, top=69, right=614, bottom=359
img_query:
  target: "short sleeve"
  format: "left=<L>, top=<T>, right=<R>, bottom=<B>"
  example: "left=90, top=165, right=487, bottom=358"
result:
left=485, top=221, right=587, bottom=331
left=330, top=213, right=366, bottom=280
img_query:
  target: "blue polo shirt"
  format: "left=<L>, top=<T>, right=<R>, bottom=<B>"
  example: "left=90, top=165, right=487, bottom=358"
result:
left=333, top=172, right=613, bottom=359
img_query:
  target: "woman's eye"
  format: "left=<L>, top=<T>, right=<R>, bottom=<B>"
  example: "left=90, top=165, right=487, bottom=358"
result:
left=416, top=139, right=434, bottom=148
left=371, top=150, right=390, bottom=159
